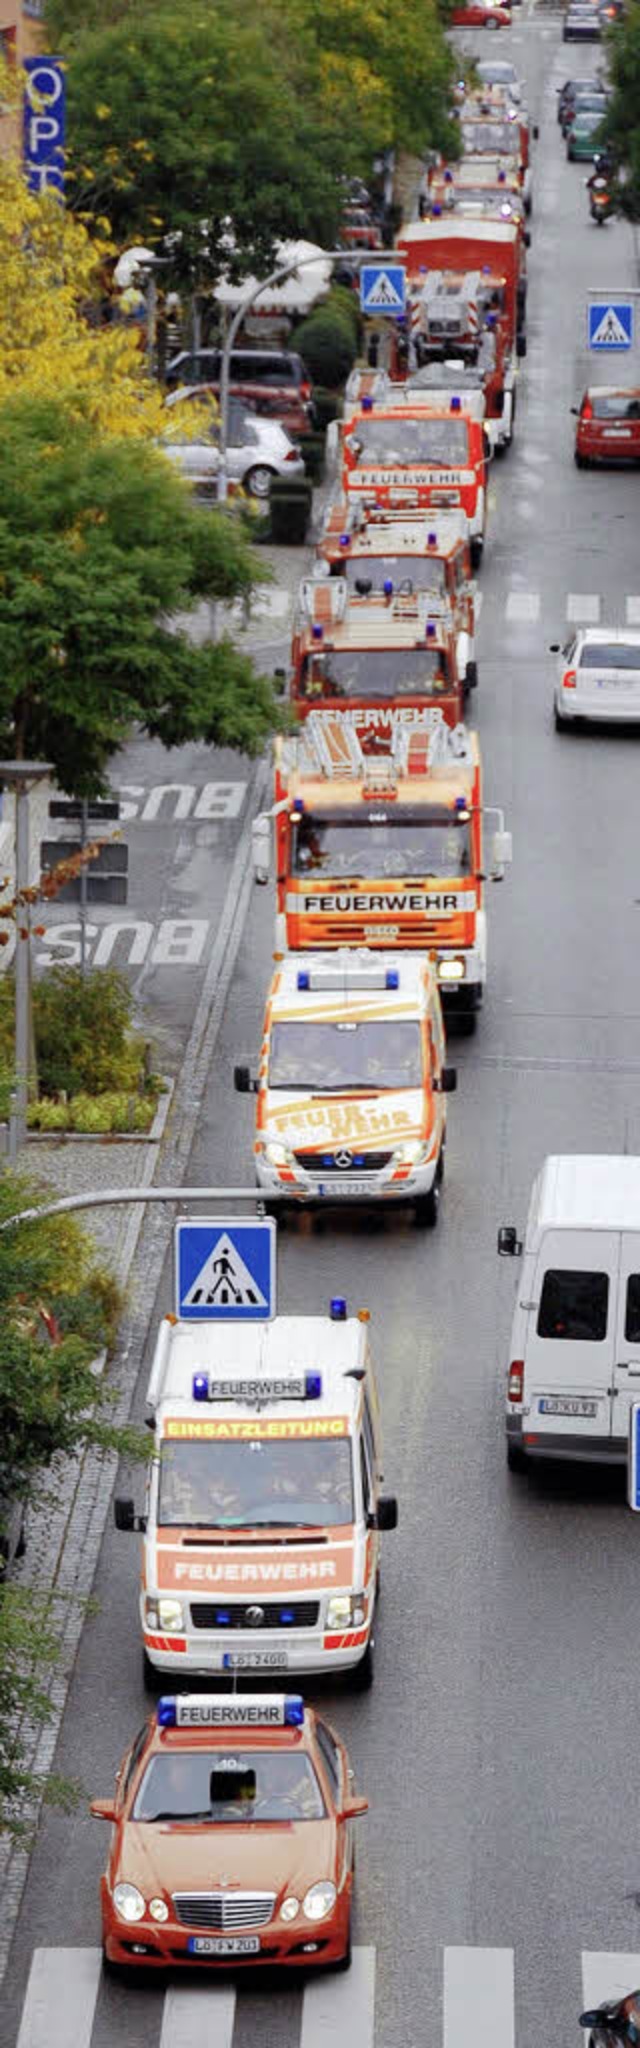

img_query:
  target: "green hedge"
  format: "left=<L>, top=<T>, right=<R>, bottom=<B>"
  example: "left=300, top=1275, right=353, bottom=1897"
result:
left=0, top=965, right=154, bottom=1104
left=293, top=285, right=362, bottom=391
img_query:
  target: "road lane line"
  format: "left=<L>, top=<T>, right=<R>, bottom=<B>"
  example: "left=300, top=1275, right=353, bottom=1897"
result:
left=582, top=1954, right=640, bottom=2011
left=626, top=597, right=640, bottom=624
left=16, top=1947, right=102, bottom=2048
left=159, top=1982, right=237, bottom=2048
left=567, top=593, right=601, bottom=623
left=506, top=592, right=540, bottom=621
left=444, top=1946, right=514, bottom=2048
left=300, top=1945, right=375, bottom=2048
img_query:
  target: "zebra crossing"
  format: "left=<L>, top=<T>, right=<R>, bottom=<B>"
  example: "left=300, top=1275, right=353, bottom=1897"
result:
left=504, top=591, right=640, bottom=627
left=14, top=1945, right=640, bottom=2047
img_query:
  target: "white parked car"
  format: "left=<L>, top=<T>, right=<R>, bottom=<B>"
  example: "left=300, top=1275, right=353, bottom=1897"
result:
left=551, top=627, right=640, bottom=728
left=162, top=390, right=305, bottom=497
left=475, top=58, right=523, bottom=102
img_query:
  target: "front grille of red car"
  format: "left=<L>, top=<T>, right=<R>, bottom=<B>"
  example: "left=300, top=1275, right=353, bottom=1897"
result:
left=173, top=1892, right=276, bottom=1930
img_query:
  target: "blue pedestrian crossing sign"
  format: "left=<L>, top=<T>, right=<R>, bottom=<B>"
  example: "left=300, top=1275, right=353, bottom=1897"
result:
left=174, top=1217, right=276, bottom=1322
left=588, top=300, right=634, bottom=350
left=360, top=264, right=407, bottom=317
left=628, top=1401, right=640, bottom=1511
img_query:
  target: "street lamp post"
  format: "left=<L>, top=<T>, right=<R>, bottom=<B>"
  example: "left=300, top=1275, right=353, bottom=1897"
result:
left=216, top=246, right=403, bottom=504
left=0, top=762, right=53, bottom=1164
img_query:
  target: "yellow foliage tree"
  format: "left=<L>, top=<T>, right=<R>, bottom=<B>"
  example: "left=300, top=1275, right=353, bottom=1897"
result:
left=0, top=68, right=166, bottom=442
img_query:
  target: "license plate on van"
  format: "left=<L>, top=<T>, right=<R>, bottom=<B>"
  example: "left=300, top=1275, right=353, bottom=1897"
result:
left=538, top=1397, right=598, bottom=1417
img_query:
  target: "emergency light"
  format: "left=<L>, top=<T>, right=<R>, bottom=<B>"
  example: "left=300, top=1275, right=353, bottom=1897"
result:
left=339, top=534, right=350, bottom=548
left=450, top=397, right=461, bottom=412
left=330, top=1298, right=347, bottom=1321
left=297, top=969, right=310, bottom=990
left=426, top=622, right=437, bottom=639
left=427, top=531, right=437, bottom=546
left=383, top=578, right=394, bottom=597
left=361, top=396, right=374, bottom=412
left=293, top=797, right=305, bottom=813
left=158, top=1695, right=305, bottom=1729
left=386, top=968, right=399, bottom=989
left=312, top=624, right=324, bottom=641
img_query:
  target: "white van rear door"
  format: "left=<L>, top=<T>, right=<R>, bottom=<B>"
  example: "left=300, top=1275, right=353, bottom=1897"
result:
left=525, top=1230, right=615, bottom=1444
left=611, top=1238, right=640, bottom=1447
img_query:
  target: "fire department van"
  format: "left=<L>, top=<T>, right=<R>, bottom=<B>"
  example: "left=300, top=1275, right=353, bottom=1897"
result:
left=288, top=576, right=474, bottom=727
left=234, top=949, right=456, bottom=1220
left=499, top=1157, right=640, bottom=1473
left=252, top=707, right=512, bottom=1024
left=113, top=1300, right=398, bottom=1688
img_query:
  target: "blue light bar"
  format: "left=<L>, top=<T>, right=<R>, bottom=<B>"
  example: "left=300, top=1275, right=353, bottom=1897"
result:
left=444, top=169, right=453, bottom=183
left=293, top=797, right=305, bottom=814
left=330, top=1297, right=347, bottom=1321
left=192, top=1372, right=209, bottom=1401
left=305, top=1371, right=322, bottom=1400
left=312, top=623, right=324, bottom=641
left=361, top=395, right=374, bottom=412
left=386, top=968, right=399, bottom=989
left=339, top=534, right=350, bottom=548
left=450, top=396, right=461, bottom=413
left=426, top=622, right=437, bottom=639
left=285, top=1696, right=305, bottom=1726
left=432, top=204, right=442, bottom=217
left=498, top=169, right=506, bottom=183
left=297, top=969, right=310, bottom=990
left=383, top=578, right=394, bottom=596
left=455, top=794, right=467, bottom=811
left=157, top=1696, right=177, bottom=1727
left=427, top=530, right=437, bottom=546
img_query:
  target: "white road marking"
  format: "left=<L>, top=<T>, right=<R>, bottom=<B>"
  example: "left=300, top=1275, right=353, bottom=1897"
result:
left=17, top=1947, right=102, bottom=2048
left=444, top=1946, right=514, bottom=2048
left=159, top=1983, right=237, bottom=2048
left=300, top=1945, right=376, bottom=2048
left=567, top=592, right=601, bottom=623
left=506, top=592, right=540, bottom=621
left=116, top=781, right=247, bottom=824
left=36, top=917, right=210, bottom=971
left=582, top=1955, right=640, bottom=2010
left=626, top=597, right=640, bottom=624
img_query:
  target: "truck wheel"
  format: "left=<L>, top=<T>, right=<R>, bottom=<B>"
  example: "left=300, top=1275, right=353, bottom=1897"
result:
left=507, top=1444, right=528, bottom=1474
left=465, top=659, right=478, bottom=694
left=351, top=1634, right=375, bottom=1691
left=143, top=1648, right=160, bottom=1693
left=414, top=1161, right=442, bottom=1228
left=470, top=536, right=484, bottom=570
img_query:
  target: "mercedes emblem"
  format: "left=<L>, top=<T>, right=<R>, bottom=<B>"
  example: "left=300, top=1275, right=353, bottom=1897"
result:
left=246, top=1604, right=265, bottom=1627
left=334, top=1149, right=353, bottom=1170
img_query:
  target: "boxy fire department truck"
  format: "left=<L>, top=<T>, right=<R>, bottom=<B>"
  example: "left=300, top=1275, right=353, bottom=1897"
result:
left=287, top=576, right=476, bottom=728
left=252, top=708, right=512, bottom=1028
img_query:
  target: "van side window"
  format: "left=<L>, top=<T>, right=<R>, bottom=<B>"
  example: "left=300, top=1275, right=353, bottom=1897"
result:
left=359, top=1438, right=373, bottom=1517
left=625, top=1276, right=640, bottom=1343
left=537, top=1269, right=609, bottom=1341
left=362, top=1393, right=376, bottom=1477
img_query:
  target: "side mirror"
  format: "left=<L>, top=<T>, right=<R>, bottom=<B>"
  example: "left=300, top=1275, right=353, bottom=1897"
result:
left=375, top=1493, right=398, bottom=1531
left=340, top=1794, right=369, bottom=1820
left=524, top=229, right=531, bottom=248
left=252, top=814, right=271, bottom=886
left=549, top=642, right=560, bottom=653
left=234, top=1065, right=257, bottom=1094
left=517, top=333, right=527, bottom=359
left=114, top=1496, right=135, bottom=1533
left=533, top=123, right=539, bottom=140
left=90, top=1798, right=117, bottom=1822
left=435, top=1066, right=457, bottom=1094
left=570, top=407, right=579, bottom=417
left=273, top=666, right=286, bottom=697
left=491, top=828, right=512, bottom=875
left=497, top=1224, right=523, bottom=1257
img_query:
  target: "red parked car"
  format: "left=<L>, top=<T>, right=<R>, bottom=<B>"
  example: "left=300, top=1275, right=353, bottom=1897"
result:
left=450, top=1, right=512, bottom=24
left=572, top=386, right=640, bottom=467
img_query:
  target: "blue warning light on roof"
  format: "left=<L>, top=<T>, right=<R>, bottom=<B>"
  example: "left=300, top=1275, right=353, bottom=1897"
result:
left=297, top=969, right=310, bottom=990
left=361, top=395, right=374, bottom=412
left=305, top=1372, right=322, bottom=1400
left=385, top=969, right=399, bottom=989
left=330, top=1297, right=347, bottom=1322
left=339, top=534, right=350, bottom=548
left=312, top=623, right=324, bottom=641
left=450, top=396, right=461, bottom=412
left=383, top=578, right=394, bottom=596
left=192, top=1372, right=209, bottom=1401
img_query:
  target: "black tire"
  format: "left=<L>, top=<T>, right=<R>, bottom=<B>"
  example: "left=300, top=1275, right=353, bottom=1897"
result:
left=143, top=1647, right=160, bottom=1693
left=102, top=1951, right=134, bottom=1984
left=554, top=705, right=570, bottom=732
left=414, top=1171, right=441, bottom=1229
left=567, top=147, right=574, bottom=161
left=574, top=450, right=586, bottom=469
left=333, top=1926, right=353, bottom=1973
left=470, top=536, right=484, bottom=571
left=244, top=464, right=277, bottom=499
left=465, top=659, right=478, bottom=694
left=507, top=1443, right=528, bottom=1474
left=351, top=1634, right=375, bottom=1690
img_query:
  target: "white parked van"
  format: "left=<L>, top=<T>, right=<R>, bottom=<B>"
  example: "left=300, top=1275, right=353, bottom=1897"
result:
left=499, top=1155, right=640, bottom=1471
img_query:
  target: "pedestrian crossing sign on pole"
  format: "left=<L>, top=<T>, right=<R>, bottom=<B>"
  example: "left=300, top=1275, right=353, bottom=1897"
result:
left=174, top=1217, right=276, bottom=1321
left=588, top=299, right=634, bottom=350
left=360, top=264, right=407, bottom=317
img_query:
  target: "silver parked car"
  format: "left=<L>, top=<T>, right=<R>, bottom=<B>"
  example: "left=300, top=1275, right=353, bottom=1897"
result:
left=162, top=390, right=306, bottom=497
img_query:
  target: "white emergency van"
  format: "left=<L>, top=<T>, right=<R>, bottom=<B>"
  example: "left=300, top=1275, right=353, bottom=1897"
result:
left=499, top=1155, right=640, bottom=1470
left=114, top=1299, right=398, bottom=1688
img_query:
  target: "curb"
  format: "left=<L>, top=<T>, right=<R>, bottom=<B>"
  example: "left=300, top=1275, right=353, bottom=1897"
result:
left=0, top=754, right=268, bottom=1985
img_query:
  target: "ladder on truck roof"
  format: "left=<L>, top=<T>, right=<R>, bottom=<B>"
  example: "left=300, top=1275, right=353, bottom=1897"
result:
left=287, top=709, right=474, bottom=786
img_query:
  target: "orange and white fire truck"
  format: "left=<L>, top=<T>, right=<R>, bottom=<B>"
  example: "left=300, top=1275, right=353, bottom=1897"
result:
left=287, top=575, right=476, bottom=728
left=457, top=88, right=535, bottom=214
left=318, top=503, right=477, bottom=645
left=396, top=216, right=527, bottom=368
left=425, top=161, right=528, bottom=242
left=252, top=708, right=512, bottom=1026
left=337, top=377, right=490, bottom=567
left=235, top=948, right=456, bottom=1222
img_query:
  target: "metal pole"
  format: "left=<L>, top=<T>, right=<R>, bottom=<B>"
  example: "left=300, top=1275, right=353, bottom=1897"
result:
left=8, top=786, right=30, bottom=1162
left=0, top=1186, right=272, bottom=1230
left=79, top=798, right=88, bottom=978
left=216, top=247, right=402, bottom=505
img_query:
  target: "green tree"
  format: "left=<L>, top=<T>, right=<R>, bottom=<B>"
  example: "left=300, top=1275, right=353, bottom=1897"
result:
left=0, top=396, right=280, bottom=794
left=0, top=1586, right=84, bottom=1842
left=600, top=14, right=640, bottom=216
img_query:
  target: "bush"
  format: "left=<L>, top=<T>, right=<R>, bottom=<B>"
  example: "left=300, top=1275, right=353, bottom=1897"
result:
left=293, top=287, right=362, bottom=391
left=34, top=967, right=142, bottom=1097
left=313, top=388, right=344, bottom=432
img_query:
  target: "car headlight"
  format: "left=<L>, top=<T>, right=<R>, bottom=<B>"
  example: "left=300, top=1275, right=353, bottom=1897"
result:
left=113, top=1883, right=146, bottom=1923
left=326, top=1593, right=366, bottom=1629
left=264, top=1140, right=293, bottom=1167
left=144, top=1596, right=185, bottom=1632
left=393, top=1140, right=429, bottom=1167
left=438, top=957, right=466, bottom=983
left=302, top=1881, right=337, bottom=1922
left=281, top=1895, right=300, bottom=1922
left=149, top=1897, right=169, bottom=1923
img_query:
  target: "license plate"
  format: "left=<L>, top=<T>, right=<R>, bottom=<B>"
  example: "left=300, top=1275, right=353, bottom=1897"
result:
left=222, top=1650, right=288, bottom=1670
left=538, top=1396, right=598, bottom=1417
left=188, top=1936, right=260, bottom=1956
left=364, top=924, right=399, bottom=939
left=603, top=427, right=631, bottom=437
left=317, top=1179, right=375, bottom=1197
